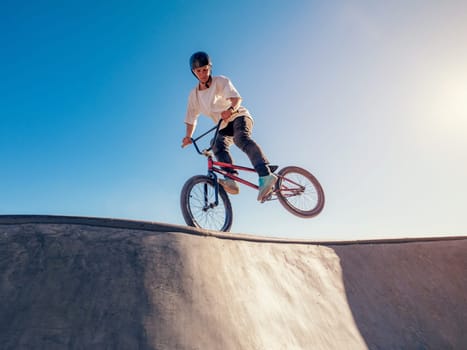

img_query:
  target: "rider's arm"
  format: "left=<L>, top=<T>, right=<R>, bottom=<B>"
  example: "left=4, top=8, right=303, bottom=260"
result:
left=221, top=97, right=242, bottom=120
left=182, top=123, right=195, bottom=148
left=228, top=97, right=241, bottom=112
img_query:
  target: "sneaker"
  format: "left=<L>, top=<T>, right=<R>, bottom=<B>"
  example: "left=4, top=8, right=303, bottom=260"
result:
left=218, top=177, right=240, bottom=195
left=257, top=174, right=278, bottom=202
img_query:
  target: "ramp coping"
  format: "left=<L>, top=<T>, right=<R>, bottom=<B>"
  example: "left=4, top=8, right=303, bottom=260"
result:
left=0, top=215, right=465, bottom=246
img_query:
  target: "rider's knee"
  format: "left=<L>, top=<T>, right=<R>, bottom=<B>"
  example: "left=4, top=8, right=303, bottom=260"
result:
left=233, top=134, right=252, bottom=150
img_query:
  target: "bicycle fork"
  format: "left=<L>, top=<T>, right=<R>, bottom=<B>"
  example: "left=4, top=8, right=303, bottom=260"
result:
left=201, top=170, right=220, bottom=211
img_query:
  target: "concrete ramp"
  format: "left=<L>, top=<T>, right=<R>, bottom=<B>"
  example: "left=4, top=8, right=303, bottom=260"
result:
left=1, top=215, right=466, bottom=349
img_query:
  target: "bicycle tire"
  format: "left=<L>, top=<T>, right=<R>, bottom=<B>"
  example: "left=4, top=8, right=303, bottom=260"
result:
left=276, top=166, right=325, bottom=218
left=180, top=175, right=233, bottom=232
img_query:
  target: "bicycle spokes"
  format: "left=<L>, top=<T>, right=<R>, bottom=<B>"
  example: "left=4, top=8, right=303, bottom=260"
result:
left=181, top=175, right=233, bottom=232
left=275, top=166, right=325, bottom=218
left=277, top=179, right=306, bottom=198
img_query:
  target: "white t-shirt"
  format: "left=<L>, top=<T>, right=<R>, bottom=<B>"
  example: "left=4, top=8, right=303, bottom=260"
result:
left=185, top=75, right=252, bottom=130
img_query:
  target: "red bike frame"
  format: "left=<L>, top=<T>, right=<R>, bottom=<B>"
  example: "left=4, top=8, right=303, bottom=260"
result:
left=190, top=120, right=283, bottom=201
left=207, top=157, right=260, bottom=190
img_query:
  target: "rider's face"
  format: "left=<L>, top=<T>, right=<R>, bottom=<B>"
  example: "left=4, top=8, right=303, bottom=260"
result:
left=192, top=65, right=211, bottom=83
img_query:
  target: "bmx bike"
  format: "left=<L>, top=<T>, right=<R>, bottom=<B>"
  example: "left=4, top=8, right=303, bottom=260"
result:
left=180, top=121, right=325, bottom=232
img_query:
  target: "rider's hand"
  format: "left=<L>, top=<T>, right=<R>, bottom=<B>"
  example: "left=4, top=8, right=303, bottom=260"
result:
left=221, top=108, right=234, bottom=121
left=181, top=136, right=192, bottom=148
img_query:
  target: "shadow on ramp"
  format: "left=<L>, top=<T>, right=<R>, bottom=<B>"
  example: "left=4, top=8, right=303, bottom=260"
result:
left=333, top=239, right=467, bottom=349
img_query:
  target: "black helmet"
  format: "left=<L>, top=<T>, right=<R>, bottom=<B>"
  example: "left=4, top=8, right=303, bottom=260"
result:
left=189, top=51, right=211, bottom=70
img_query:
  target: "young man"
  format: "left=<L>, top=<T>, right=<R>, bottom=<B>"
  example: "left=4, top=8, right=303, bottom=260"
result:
left=182, top=51, right=277, bottom=202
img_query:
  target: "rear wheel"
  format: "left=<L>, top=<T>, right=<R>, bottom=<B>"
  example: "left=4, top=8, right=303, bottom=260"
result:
left=180, top=175, right=233, bottom=232
left=276, top=166, right=324, bottom=218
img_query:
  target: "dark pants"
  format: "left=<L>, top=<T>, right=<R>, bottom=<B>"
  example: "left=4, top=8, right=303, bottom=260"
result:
left=212, top=116, right=270, bottom=177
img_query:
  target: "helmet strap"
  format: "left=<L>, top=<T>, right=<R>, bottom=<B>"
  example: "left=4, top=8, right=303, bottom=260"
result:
left=199, top=75, right=212, bottom=89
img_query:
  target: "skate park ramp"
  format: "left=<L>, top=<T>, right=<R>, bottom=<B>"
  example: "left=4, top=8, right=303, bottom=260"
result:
left=1, top=215, right=466, bottom=350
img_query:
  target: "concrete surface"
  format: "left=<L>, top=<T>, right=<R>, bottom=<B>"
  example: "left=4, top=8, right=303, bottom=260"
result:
left=1, top=215, right=466, bottom=349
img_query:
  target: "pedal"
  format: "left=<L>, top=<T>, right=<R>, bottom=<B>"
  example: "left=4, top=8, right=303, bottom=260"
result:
left=259, top=190, right=274, bottom=203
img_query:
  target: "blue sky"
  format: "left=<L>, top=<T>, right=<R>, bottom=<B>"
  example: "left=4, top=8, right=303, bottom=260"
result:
left=2, top=1, right=466, bottom=240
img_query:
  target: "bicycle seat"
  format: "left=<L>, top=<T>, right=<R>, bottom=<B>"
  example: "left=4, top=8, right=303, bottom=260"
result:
left=269, top=165, right=279, bottom=173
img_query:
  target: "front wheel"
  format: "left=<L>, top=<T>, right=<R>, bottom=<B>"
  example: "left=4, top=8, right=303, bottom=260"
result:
left=180, top=175, right=233, bottom=232
left=276, top=166, right=325, bottom=218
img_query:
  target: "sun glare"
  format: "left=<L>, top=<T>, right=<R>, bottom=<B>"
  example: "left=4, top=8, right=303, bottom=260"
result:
left=442, top=81, right=467, bottom=122
left=428, top=75, right=467, bottom=132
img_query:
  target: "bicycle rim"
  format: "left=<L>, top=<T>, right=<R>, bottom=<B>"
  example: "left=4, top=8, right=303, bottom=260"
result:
left=180, top=175, right=233, bottom=232
left=276, top=166, right=325, bottom=218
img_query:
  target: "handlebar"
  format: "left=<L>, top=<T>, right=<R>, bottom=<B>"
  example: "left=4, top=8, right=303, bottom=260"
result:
left=189, top=120, right=222, bottom=155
